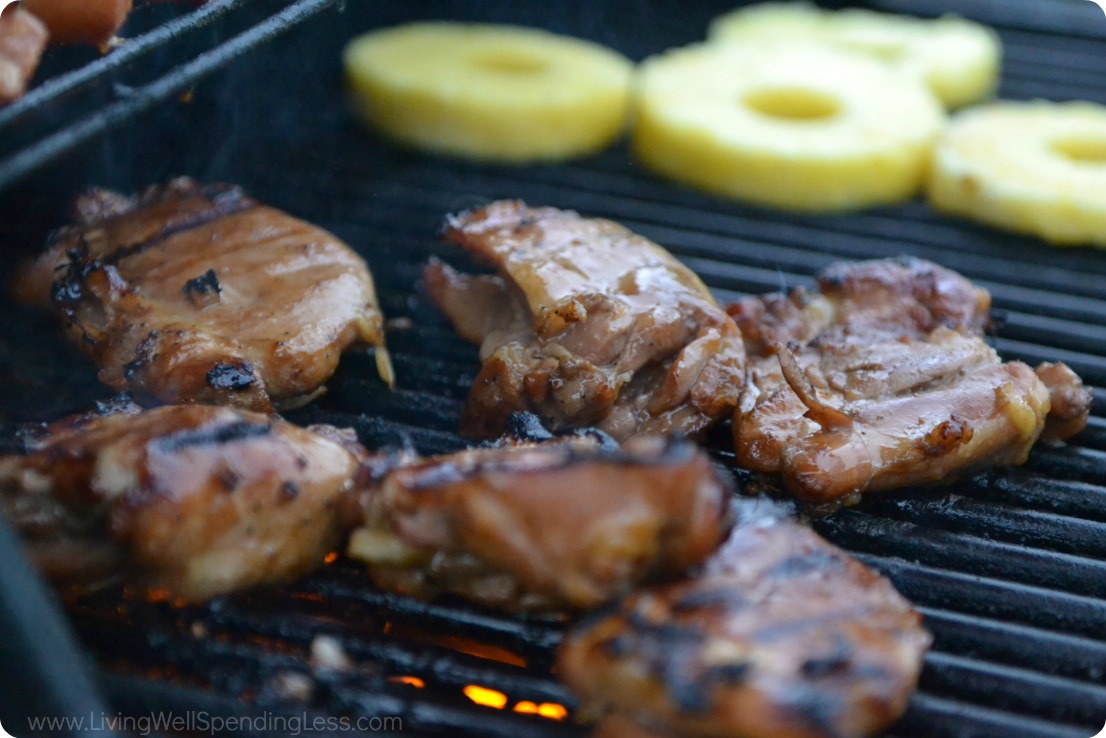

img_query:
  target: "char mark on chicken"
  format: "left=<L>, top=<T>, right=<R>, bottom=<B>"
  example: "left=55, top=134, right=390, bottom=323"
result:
left=14, top=178, right=390, bottom=412
left=425, top=200, right=745, bottom=441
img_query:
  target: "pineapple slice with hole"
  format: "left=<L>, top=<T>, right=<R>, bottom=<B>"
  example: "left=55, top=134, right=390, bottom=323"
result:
left=633, top=42, right=945, bottom=212
left=929, top=101, right=1106, bottom=247
left=708, top=2, right=1001, bottom=110
left=344, top=22, right=633, bottom=163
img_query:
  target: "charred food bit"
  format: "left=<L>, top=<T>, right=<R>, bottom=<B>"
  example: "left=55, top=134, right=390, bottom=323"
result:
left=21, top=0, right=132, bottom=47
left=0, top=7, right=48, bottom=105
left=425, top=200, right=745, bottom=441
left=347, top=436, right=733, bottom=612
left=0, top=404, right=367, bottom=601
left=14, top=178, right=390, bottom=412
left=557, top=504, right=930, bottom=738
left=727, top=257, right=1089, bottom=505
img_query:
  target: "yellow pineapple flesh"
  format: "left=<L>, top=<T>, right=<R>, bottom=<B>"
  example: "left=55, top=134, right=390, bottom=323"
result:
left=633, top=42, right=945, bottom=212
left=344, top=22, right=633, bottom=163
left=708, top=3, right=1001, bottom=110
left=929, top=101, right=1106, bottom=247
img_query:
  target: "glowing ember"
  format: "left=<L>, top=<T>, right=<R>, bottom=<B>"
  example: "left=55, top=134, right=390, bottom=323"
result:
left=513, top=700, right=568, bottom=720
left=537, top=703, right=568, bottom=720
left=463, top=685, right=509, bottom=709
left=324, top=552, right=339, bottom=564
left=388, top=675, right=425, bottom=688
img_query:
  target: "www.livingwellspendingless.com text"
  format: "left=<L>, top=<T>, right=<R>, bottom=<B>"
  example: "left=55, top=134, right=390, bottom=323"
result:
left=16, top=711, right=402, bottom=735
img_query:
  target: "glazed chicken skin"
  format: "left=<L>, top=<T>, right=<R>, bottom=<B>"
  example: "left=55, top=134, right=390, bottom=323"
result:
left=425, top=200, right=745, bottom=441
left=0, top=404, right=366, bottom=602
left=347, top=436, right=733, bottom=612
left=0, top=7, right=48, bottom=105
left=557, top=505, right=930, bottom=738
left=727, top=257, right=1090, bottom=505
left=15, top=178, right=389, bottom=412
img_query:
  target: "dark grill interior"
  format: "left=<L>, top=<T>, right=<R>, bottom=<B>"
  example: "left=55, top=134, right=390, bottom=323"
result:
left=0, top=0, right=338, bottom=191
left=1, top=1, right=1106, bottom=736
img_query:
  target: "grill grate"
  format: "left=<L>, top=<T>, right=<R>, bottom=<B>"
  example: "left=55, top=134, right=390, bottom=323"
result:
left=0, top=0, right=341, bottom=192
left=2, top=1, right=1106, bottom=737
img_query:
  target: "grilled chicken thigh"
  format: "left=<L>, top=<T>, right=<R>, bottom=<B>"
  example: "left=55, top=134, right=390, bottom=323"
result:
left=15, top=178, right=389, bottom=412
left=558, top=505, right=930, bottom=738
left=0, top=404, right=365, bottom=601
left=727, top=257, right=1089, bottom=504
left=347, top=436, right=733, bottom=612
left=0, top=7, right=47, bottom=105
left=425, top=200, right=745, bottom=441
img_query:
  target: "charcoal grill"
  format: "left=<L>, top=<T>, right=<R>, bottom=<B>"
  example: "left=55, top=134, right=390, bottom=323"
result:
left=1, top=1, right=1106, bottom=736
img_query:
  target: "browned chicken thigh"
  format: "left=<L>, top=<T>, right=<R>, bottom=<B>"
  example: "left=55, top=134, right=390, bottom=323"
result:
left=425, top=200, right=745, bottom=441
left=0, top=404, right=366, bottom=601
left=347, top=436, right=733, bottom=612
left=558, top=505, right=930, bottom=738
left=727, top=257, right=1090, bottom=505
left=15, top=178, right=389, bottom=412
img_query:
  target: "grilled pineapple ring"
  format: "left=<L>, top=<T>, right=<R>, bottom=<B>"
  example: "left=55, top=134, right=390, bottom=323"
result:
left=929, top=101, right=1106, bottom=247
left=708, top=3, right=1001, bottom=110
left=344, top=22, right=633, bottom=163
left=633, top=43, right=945, bottom=212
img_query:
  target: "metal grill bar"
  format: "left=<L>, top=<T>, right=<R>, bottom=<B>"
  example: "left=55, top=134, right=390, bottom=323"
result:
left=920, top=652, right=1106, bottom=727
left=853, top=553, right=1106, bottom=641
left=918, top=608, right=1106, bottom=683
left=892, top=694, right=1087, bottom=738
left=0, top=0, right=248, bottom=132
left=815, top=509, right=1106, bottom=597
left=0, top=0, right=342, bottom=192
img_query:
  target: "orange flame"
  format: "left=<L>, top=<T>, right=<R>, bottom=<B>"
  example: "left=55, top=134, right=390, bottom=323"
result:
left=388, top=675, right=425, bottom=688
left=324, top=552, right=339, bottom=564
left=463, top=685, right=509, bottom=709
